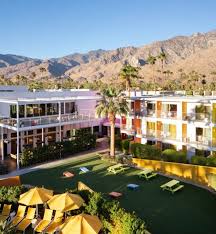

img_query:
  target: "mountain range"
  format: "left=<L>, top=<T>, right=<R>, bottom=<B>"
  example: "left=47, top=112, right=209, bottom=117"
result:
left=1, top=30, right=216, bottom=84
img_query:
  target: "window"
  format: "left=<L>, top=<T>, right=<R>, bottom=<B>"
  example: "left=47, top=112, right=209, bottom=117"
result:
left=19, top=105, right=25, bottom=118
left=10, top=105, right=17, bottom=118
left=40, top=104, right=46, bottom=116
left=26, top=104, right=34, bottom=117
left=61, top=103, right=64, bottom=114
left=47, top=103, right=59, bottom=115
left=65, top=102, right=75, bottom=114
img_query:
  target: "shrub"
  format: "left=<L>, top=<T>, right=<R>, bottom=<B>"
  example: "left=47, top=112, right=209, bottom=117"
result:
left=191, top=155, right=207, bottom=166
left=121, top=139, right=130, bottom=154
left=0, top=221, right=16, bottom=234
left=0, top=186, right=27, bottom=203
left=162, top=149, right=187, bottom=163
left=176, top=151, right=187, bottom=163
left=162, top=149, right=177, bottom=161
left=130, top=143, right=143, bottom=157
left=84, top=192, right=147, bottom=234
left=206, top=157, right=216, bottom=167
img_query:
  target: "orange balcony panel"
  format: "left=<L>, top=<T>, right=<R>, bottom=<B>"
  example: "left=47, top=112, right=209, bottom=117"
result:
left=157, top=101, right=162, bottom=117
left=135, top=137, right=141, bottom=143
left=134, top=118, right=141, bottom=129
left=134, top=100, right=141, bottom=112
left=122, top=116, right=126, bottom=125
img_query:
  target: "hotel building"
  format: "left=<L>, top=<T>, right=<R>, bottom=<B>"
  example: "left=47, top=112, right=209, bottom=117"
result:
left=0, top=86, right=103, bottom=169
left=121, top=91, right=216, bottom=158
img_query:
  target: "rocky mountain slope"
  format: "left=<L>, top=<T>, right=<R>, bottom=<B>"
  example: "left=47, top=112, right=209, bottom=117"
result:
left=1, top=30, right=216, bottom=83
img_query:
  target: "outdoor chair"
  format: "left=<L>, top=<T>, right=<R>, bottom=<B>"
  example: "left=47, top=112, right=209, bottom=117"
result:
left=11, top=205, right=27, bottom=226
left=16, top=207, right=36, bottom=232
left=43, top=211, right=64, bottom=233
left=0, top=204, right=12, bottom=222
left=34, top=209, right=53, bottom=233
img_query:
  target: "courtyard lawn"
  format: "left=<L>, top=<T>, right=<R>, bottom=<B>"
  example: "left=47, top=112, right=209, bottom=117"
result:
left=21, top=155, right=216, bottom=234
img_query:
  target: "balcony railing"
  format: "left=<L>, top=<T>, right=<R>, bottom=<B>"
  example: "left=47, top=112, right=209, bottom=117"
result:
left=182, top=113, right=211, bottom=122
left=157, top=111, right=178, bottom=119
left=0, top=113, right=96, bottom=128
left=121, top=124, right=135, bottom=135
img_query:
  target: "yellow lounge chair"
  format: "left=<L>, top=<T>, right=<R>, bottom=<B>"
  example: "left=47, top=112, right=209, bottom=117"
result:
left=44, top=211, right=64, bottom=233
left=16, top=207, right=36, bottom=233
left=11, top=205, right=26, bottom=226
left=34, top=209, right=53, bottom=233
left=0, top=204, right=12, bottom=222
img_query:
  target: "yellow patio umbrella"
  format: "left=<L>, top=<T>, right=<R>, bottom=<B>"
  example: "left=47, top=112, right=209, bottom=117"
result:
left=19, top=187, right=53, bottom=205
left=47, top=192, right=84, bottom=212
left=60, top=213, right=102, bottom=234
left=19, top=187, right=53, bottom=215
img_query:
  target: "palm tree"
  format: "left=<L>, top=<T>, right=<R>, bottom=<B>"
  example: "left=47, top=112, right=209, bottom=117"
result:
left=96, top=88, right=129, bottom=157
left=119, top=64, right=139, bottom=95
left=146, top=54, right=157, bottom=92
left=157, top=51, right=166, bottom=71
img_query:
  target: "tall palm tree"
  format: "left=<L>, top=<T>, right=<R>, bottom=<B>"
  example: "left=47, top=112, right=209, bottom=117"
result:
left=157, top=51, right=166, bottom=71
left=119, top=64, right=139, bottom=95
left=146, top=54, right=157, bottom=92
left=96, top=88, right=129, bottom=157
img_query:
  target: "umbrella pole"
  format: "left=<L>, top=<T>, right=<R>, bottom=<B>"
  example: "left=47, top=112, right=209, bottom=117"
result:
left=36, top=205, right=38, bottom=217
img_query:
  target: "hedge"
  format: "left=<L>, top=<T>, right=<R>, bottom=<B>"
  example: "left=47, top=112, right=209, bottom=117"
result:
left=162, top=149, right=187, bottom=163
left=191, top=155, right=207, bottom=166
left=20, top=128, right=96, bottom=167
left=131, top=143, right=161, bottom=160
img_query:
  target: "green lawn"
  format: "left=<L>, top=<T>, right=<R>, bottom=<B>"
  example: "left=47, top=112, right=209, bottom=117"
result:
left=21, top=155, right=216, bottom=234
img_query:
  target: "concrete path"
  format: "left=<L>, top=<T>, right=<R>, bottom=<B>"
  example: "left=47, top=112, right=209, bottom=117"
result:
left=0, top=139, right=109, bottom=179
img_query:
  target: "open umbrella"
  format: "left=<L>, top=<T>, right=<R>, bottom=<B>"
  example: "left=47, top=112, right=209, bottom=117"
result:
left=19, top=187, right=53, bottom=215
left=47, top=192, right=84, bottom=212
left=60, top=214, right=102, bottom=234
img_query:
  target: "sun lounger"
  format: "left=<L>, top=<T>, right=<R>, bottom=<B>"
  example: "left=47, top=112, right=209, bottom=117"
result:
left=0, top=204, right=12, bottom=223
left=79, top=167, right=90, bottom=174
left=43, top=211, right=64, bottom=233
left=11, top=205, right=26, bottom=226
left=34, top=209, right=53, bottom=233
left=63, top=171, right=75, bottom=177
left=16, top=207, right=36, bottom=232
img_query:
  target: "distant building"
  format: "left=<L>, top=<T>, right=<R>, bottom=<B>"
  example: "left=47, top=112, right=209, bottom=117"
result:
left=121, top=91, right=216, bottom=158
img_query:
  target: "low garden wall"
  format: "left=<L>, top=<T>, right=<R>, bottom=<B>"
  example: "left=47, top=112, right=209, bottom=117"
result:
left=133, top=158, right=216, bottom=187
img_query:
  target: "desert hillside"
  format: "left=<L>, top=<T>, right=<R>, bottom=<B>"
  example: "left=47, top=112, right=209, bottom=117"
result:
left=1, top=30, right=216, bottom=84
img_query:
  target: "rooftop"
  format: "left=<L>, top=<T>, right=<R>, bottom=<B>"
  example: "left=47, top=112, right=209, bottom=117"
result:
left=0, top=86, right=100, bottom=103
left=128, top=90, right=216, bottom=103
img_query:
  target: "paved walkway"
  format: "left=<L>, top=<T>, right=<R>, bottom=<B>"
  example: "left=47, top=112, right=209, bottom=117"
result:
left=0, top=138, right=109, bottom=179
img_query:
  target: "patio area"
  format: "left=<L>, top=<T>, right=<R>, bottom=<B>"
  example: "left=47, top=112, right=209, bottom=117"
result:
left=20, top=155, right=216, bottom=234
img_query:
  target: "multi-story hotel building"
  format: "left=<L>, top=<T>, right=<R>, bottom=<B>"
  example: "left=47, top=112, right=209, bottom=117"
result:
left=0, top=86, right=102, bottom=169
left=121, top=91, right=216, bottom=158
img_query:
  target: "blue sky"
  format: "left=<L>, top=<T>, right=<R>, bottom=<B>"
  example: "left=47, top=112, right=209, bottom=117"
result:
left=0, top=0, right=216, bottom=59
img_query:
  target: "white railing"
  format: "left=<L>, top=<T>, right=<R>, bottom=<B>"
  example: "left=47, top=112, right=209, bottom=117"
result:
left=0, top=113, right=96, bottom=128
